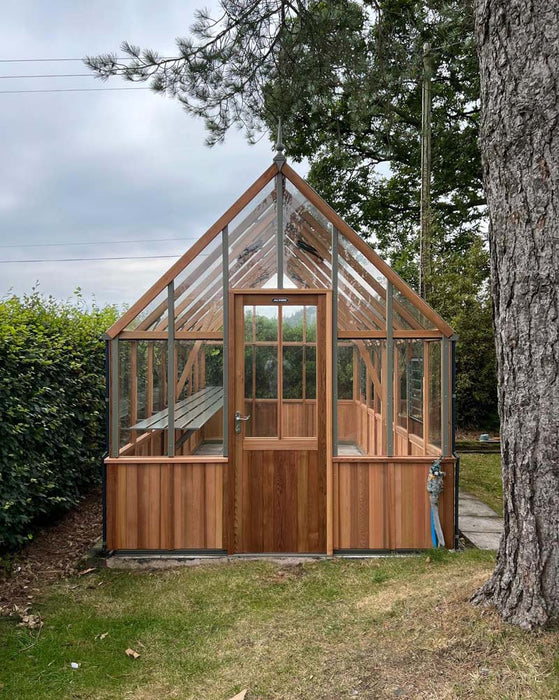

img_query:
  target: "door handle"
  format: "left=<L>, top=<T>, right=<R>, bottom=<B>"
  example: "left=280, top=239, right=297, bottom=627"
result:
left=234, top=410, right=251, bottom=434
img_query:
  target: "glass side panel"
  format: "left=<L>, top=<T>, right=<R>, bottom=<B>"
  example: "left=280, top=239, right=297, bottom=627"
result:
left=118, top=340, right=167, bottom=456
left=395, top=339, right=424, bottom=437
left=174, top=340, right=224, bottom=455
left=336, top=339, right=385, bottom=456
left=118, top=340, right=131, bottom=448
left=396, top=341, right=408, bottom=429
left=135, top=340, right=168, bottom=422
left=337, top=236, right=387, bottom=331
left=283, top=182, right=332, bottom=289
left=408, top=342, right=424, bottom=438
left=428, top=340, right=442, bottom=448
left=229, top=180, right=277, bottom=289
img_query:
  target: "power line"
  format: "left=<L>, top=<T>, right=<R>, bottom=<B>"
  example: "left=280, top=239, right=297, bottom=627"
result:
left=0, top=254, right=182, bottom=263
left=0, top=236, right=199, bottom=249
left=0, top=87, right=151, bottom=94
left=0, top=57, right=139, bottom=63
left=0, top=56, right=174, bottom=63
left=0, top=73, right=96, bottom=79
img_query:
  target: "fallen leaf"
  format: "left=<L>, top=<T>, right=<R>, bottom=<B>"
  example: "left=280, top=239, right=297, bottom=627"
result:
left=229, top=690, right=248, bottom=700
left=18, top=614, right=43, bottom=630
left=77, top=568, right=96, bottom=577
left=125, top=648, right=140, bottom=660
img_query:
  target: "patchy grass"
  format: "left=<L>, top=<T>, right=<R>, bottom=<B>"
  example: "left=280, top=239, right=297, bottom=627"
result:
left=1, top=550, right=557, bottom=699
left=459, top=453, right=503, bottom=515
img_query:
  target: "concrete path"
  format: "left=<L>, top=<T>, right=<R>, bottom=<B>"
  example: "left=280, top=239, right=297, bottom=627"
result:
left=459, top=490, right=503, bottom=550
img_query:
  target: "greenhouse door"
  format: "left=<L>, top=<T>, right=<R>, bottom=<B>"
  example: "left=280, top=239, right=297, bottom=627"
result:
left=230, top=291, right=328, bottom=553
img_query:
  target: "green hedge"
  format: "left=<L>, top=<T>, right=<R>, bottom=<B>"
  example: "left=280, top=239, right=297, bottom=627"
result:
left=0, top=292, right=118, bottom=551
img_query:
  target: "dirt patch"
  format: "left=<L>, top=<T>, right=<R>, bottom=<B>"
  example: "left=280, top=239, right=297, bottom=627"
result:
left=0, top=489, right=102, bottom=614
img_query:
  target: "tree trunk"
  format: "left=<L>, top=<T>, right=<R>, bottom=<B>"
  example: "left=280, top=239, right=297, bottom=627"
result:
left=471, top=1, right=559, bottom=628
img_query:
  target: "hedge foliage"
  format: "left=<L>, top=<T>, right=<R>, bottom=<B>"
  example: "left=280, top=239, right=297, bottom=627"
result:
left=0, top=292, right=118, bottom=551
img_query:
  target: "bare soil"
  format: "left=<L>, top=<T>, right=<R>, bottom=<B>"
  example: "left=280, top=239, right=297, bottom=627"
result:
left=0, top=489, right=102, bottom=614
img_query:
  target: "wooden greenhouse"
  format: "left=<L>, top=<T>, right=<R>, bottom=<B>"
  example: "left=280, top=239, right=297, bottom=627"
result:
left=103, top=150, right=458, bottom=556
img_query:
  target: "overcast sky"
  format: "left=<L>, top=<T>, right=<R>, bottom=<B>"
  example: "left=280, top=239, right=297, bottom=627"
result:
left=0, top=1, right=295, bottom=308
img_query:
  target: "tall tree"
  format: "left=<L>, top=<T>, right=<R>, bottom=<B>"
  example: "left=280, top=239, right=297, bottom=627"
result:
left=471, top=0, right=559, bottom=628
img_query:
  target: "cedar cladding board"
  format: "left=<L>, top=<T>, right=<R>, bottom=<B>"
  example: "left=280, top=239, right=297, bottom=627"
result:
left=104, top=155, right=456, bottom=555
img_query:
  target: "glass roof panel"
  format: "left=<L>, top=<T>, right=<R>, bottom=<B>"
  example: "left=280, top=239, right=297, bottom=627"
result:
left=229, top=180, right=277, bottom=289
left=173, top=233, right=224, bottom=333
left=337, top=235, right=387, bottom=331
left=393, top=287, right=437, bottom=330
left=283, top=182, right=332, bottom=289
left=124, top=286, right=170, bottom=332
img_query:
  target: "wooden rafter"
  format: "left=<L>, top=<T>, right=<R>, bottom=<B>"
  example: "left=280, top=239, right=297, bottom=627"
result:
left=169, top=204, right=278, bottom=332
left=289, top=190, right=422, bottom=331
left=283, top=165, right=454, bottom=336
left=148, top=193, right=277, bottom=333
left=106, top=164, right=277, bottom=339
left=174, top=215, right=278, bottom=332
left=284, top=231, right=388, bottom=332
left=285, top=219, right=389, bottom=330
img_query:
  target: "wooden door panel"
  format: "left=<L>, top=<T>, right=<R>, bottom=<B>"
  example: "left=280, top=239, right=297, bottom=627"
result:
left=238, top=450, right=325, bottom=553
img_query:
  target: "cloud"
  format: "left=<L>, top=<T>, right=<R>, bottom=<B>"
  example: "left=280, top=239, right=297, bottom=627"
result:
left=0, top=1, right=302, bottom=308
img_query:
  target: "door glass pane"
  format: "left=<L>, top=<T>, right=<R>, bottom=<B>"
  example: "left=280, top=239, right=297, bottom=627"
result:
left=254, top=306, right=278, bottom=341
left=305, top=306, right=317, bottom=342
left=282, top=304, right=317, bottom=438
left=282, top=306, right=304, bottom=341
left=305, top=346, right=317, bottom=400
left=254, top=346, right=278, bottom=399
left=244, top=305, right=278, bottom=437
left=283, top=346, right=303, bottom=399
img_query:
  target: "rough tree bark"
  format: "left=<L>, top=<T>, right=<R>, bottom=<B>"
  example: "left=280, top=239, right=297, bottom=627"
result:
left=471, top=1, right=559, bottom=628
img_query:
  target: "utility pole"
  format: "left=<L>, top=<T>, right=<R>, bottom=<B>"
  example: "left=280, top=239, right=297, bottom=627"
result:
left=419, top=42, right=433, bottom=301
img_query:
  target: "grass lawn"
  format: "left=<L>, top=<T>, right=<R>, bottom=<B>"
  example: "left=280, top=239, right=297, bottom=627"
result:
left=1, top=550, right=557, bottom=699
left=459, top=453, right=504, bottom=515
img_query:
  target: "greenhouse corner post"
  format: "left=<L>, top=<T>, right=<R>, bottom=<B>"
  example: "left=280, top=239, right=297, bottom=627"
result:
left=451, top=337, right=460, bottom=550
left=222, top=226, right=229, bottom=457
left=442, top=335, right=450, bottom=456
left=332, top=226, right=339, bottom=457
left=167, top=281, right=175, bottom=458
left=110, top=338, right=119, bottom=458
left=102, top=339, right=110, bottom=551
left=386, top=282, right=394, bottom=457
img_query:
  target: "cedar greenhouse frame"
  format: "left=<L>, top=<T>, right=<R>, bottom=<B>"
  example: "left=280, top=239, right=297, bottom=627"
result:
left=103, top=151, right=458, bottom=556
